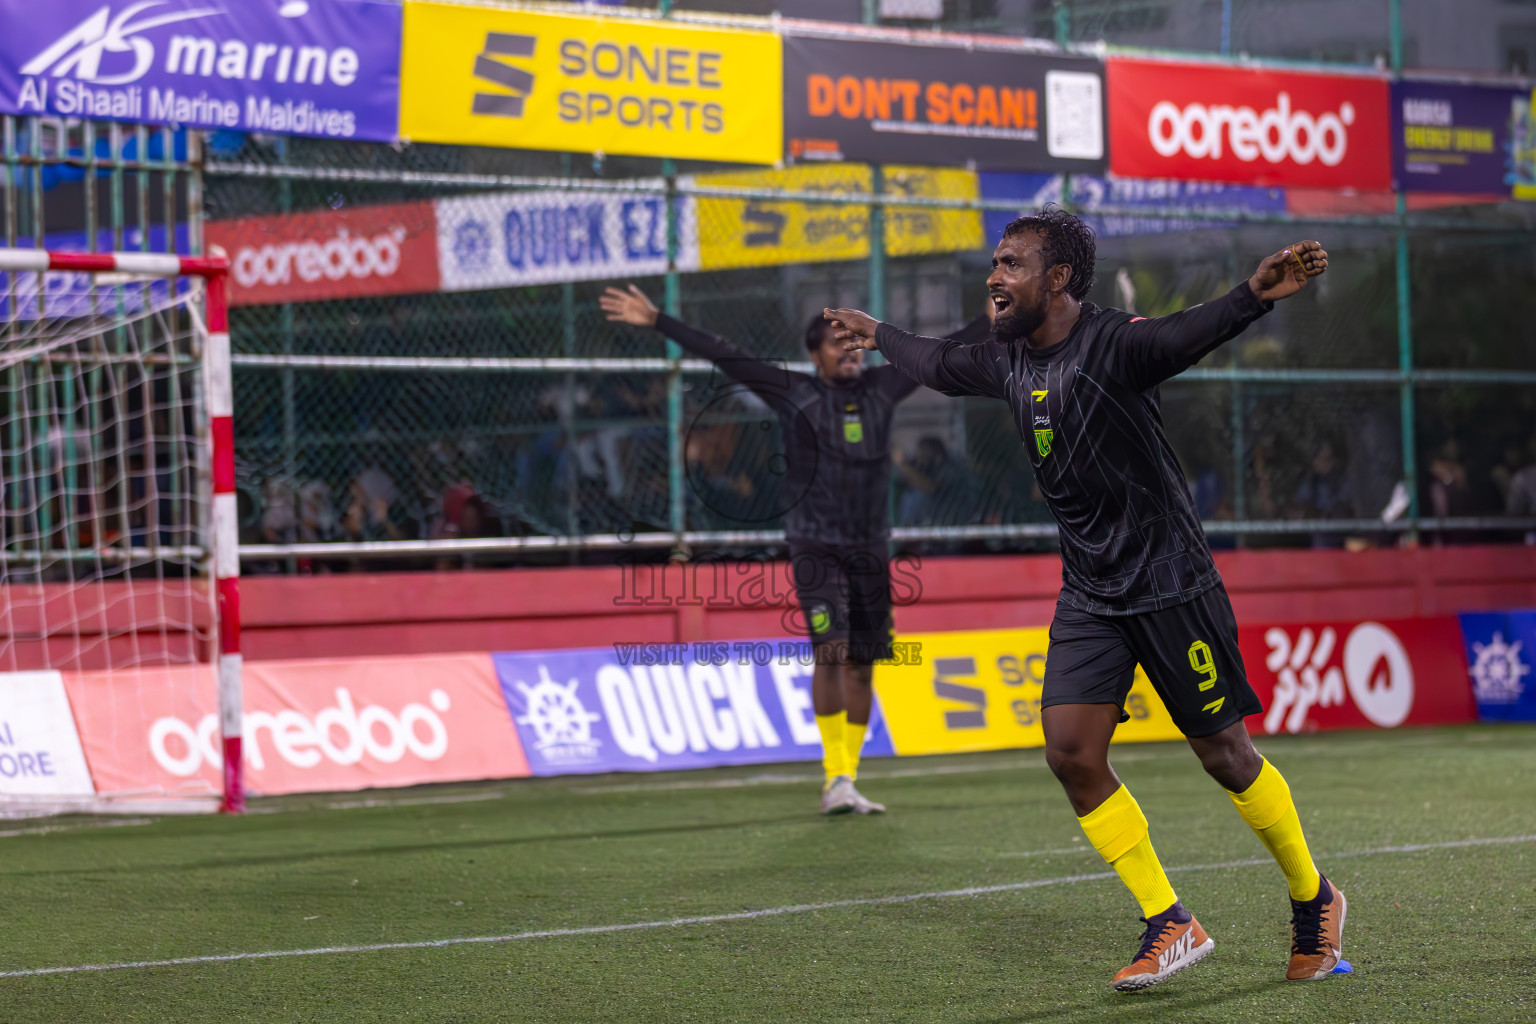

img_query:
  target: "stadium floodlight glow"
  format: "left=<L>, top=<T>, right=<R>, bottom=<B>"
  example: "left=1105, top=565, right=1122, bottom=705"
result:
left=0, top=247, right=244, bottom=815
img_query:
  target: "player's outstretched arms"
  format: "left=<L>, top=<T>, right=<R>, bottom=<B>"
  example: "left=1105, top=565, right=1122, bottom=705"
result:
left=825, top=307, right=1006, bottom=400
left=1248, top=240, right=1328, bottom=303
left=602, top=284, right=795, bottom=396
left=600, top=283, right=660, bottom=327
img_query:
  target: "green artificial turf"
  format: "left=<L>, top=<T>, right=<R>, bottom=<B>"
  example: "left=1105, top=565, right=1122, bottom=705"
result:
left=1, top=725, right=1532, bottom=1023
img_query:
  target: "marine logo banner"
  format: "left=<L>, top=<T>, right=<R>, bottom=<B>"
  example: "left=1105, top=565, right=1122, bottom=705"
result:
left=0, top=0, right=402, bottom=140
left=400, top=3, right=782, bottom=165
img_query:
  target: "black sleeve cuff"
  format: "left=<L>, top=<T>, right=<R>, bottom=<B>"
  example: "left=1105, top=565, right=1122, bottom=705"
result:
left=1239, top=280, right=1275, bottom=314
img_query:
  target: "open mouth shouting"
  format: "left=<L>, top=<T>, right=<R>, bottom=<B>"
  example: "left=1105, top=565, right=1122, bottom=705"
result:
left=991, top=291, right=1012, bottom=316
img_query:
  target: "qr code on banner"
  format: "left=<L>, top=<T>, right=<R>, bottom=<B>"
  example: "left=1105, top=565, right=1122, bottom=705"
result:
left=1045, top=70, right=1104, bottom=161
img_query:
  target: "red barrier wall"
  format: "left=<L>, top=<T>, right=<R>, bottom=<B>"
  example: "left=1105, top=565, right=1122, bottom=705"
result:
left=238, top=546, right=1536, bottom=662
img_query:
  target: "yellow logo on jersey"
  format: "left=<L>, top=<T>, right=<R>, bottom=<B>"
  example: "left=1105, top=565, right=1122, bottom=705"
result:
left=1034, top=429, right=1053, bottom=457
left=1032, top=390, right=1048, bottom=402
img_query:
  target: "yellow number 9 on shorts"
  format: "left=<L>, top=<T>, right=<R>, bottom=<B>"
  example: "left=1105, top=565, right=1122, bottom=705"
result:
left=1187, top=640, right=1218, bottom=692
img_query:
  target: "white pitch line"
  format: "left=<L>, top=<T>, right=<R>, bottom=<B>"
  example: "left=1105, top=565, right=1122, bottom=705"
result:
left=2, top=833, right=1531, bottom=980
left=0, top=818, right=157, bottom=841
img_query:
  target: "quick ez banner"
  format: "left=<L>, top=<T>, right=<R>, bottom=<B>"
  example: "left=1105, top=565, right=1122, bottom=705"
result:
left=0, top=0, right=402, bottom=140
left=494, top=642, right=895, bottom=776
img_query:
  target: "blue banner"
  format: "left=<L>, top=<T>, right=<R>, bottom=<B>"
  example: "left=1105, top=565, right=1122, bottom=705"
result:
left=979, top=172, right=1286, bottom=242
left=1458, top=612, right=1536, bottom=722
left=0, top=1, right=401, bottom=142
left=493, top=641, right=894, bottom=776
left=1392, top=80, right=1531, bottom=195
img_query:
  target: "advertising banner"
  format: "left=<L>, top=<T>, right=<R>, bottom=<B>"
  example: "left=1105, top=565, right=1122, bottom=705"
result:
left=208, top=201, right=440, bottom=307
left=0, top=0, right=402, bottom=141
left=435, top=187, right=699, bottom=292
left=400, top=3, right=781, bottom=165
left=783, top=35, right=1104, bottom=171
left=62, top=654, right=529, bottom=797
left=1240, top=617, right=1476, bottom=736
left=494, top=641, right=894, bottom=776
left=0, top=671, right=96, bottom=797
left=979, top=172, right=1287, bottom=242
left=1392, top=80, right=1530, bottom=194
left=1458, top=611, right=1536, bottom=722
left=1108, top=58, right=1391, bottom=190
left=873, top=628, right=1184, bottom=756
left=689, top=164, right=984, bottom=271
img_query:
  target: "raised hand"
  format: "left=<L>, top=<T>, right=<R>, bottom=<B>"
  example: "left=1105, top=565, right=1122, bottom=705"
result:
left=600, top=284, right=660, bottom=327
left=825, top=307, right=879, bottom=350
left=1248, top=240, right=1328, bottom=303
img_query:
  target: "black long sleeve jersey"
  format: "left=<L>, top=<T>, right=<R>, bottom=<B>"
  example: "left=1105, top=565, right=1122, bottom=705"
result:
left=875, top=282, right=1273, bottom=615
left=656, top=314, right=922, bottom=545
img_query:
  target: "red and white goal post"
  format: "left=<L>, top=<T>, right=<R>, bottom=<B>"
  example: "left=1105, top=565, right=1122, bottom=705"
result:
left=0, top=248, right=244, bottom=814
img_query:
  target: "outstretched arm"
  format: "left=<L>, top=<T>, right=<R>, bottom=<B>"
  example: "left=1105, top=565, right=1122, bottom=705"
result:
left=826, top=308, right=1006, bottom=400
left=1108, top=240, right=1328, bottom=390
left=601, top=284, right=799, bottom=397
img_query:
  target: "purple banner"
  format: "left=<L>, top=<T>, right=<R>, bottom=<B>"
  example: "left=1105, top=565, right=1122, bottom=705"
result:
left=494, top=641, right=894, bottom=776
left=0, top=1, right=400, bottom=141
left=1459, top=611, right=1536, bottom=722
left=980, top=172, right=1286, bottom=240
left=1392, top=80, right=1529, bottom=194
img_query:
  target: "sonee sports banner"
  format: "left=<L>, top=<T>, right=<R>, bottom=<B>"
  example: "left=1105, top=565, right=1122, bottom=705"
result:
left=783, top=34, right=1105, bottom=172
left=399, top=3, right=782, bottom=165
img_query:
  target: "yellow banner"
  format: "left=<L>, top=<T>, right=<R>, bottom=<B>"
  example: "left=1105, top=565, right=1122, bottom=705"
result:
left=400, top=3, right=782, bottom=165
left=690, top=164, right=984, bottom=271
left=875, top=628, right=1183, bottom=756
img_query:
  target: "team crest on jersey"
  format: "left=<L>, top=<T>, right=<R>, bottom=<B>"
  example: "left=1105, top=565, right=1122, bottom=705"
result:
left=842, top=402, right=863, bottom=443
left=1034, top=429, right=1053, bottom=457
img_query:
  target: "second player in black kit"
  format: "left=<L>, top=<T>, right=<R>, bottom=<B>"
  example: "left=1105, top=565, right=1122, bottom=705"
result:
left=828, top=209, right=1347, bottom=992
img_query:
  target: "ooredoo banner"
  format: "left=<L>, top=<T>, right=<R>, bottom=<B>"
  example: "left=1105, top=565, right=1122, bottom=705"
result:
left=62, top=654, right=529, bottom=796
left=1108, top=58, right=1391, bottom=190
left=207, top=201, right=440, bottom=307
left=494, top=641, right=895, bottom=776
left=0, top=0, right=402, bottom=141
left=784, top=35, right=1104, bottom=171
left=1240, top=617, right=1476, bottom=736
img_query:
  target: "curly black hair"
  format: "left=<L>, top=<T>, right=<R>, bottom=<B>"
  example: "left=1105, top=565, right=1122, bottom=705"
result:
left=1000, top=205, right=1097, bottom=301
left=804, top=312, right=833, bottom=351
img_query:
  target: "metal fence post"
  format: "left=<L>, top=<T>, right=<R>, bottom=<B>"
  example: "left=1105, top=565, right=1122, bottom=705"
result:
left=663, top=160, right=685, bottom=548
left=1389, top=0, right=1419, bottom=528
left=869, top=166, right=887, bottom=323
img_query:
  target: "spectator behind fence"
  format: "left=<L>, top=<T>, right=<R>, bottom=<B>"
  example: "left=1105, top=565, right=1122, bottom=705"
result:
left=1504, top=436, right=1536, bottom=544
left=342, top=466, right=407, bottom=544
left=896, top=436, right=981, bottom=528
left=1426, top=438, right=1473, bottom=546
left=1291, top=440, right=1353, bottom=549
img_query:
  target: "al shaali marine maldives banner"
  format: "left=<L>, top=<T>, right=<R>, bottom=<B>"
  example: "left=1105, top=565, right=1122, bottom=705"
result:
left=0, top=0, right=402, bottom=140
left=494, top=641, right=894, bottom=776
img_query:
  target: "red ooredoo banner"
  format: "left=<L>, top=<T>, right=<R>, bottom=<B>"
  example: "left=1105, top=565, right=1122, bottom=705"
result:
left=1239, top=617, right=1476, bottom=736
left=1108, top=58, right=1392, bottom=190
left=207, top=201, right=440, bottom=307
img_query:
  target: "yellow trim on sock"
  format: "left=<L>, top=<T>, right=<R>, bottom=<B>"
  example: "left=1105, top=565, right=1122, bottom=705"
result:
left=1227, top=758, right=1321, bottom=901
left=1078, top=785, right=1178, bottom=918
left=816, top=712, right=848, bottom=785
left=844, top=721, right=868, bottom=781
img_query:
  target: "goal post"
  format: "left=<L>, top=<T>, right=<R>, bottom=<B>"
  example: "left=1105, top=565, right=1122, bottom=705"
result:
left=0, top=248, right=243, bottom=814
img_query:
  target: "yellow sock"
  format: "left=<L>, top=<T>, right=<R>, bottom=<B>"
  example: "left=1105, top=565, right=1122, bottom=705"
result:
left=844, top=721, right=868, bottom=781
left=816, top=712, right=848, bottom=785
left=1227, top=758, right=1321, bottom=901
left=1078, top=785, right=1179, bottom=919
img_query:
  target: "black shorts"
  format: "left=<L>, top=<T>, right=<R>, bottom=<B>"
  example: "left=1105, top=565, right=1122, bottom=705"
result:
left=787, top=539, right=894, bottom=664
left=1042, top=584, right=1263, bottom=738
